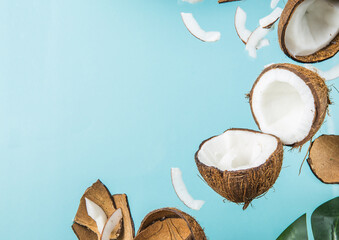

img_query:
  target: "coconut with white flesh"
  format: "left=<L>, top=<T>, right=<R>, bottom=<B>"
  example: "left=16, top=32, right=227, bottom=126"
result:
left=181, top=13, right=220, bottom=42
left=278, top=0, right=339, bottom=63
left=100, top=209, right=123, bottom=240
left=249, top=63, right=329, bottom=147
left=259, top=7, right=283, bottom=29
left=195, top=128, right=283, bottom=210
left=85, top=198, right=108, bottom=234
left=171, top=168, right=205, bottom=210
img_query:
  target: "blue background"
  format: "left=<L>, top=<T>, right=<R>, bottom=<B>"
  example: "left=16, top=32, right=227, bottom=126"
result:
left=0, top=0, right=338, bottom=239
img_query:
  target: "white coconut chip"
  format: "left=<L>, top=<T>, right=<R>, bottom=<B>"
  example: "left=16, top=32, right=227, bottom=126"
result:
left=171, top=168, right=205, bottom=210
left=198, top=130, right=278, bottom=171
left=85, top=197, right=108, bottom=234
left=259, top=8, right=283, bottom=29
left=235, top=7, right=252, bottom=43
left=284, top=0, right=339, bottom=57
left=183, top=0, right=203, bottom=3
left=251, top=68, right=316, bottom=145
left=181, top=12, right=220, bottom=42
left=245, top=27, right=271, bottom=58
left=271, top=0, right=280, bottom=9
left=256, top=38, right=270, bottom=50
left=304, top=64, right=339, bottom=81
left=100, top=209, right=123, bottom=240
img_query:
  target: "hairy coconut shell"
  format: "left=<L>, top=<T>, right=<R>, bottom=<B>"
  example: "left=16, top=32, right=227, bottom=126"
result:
left=72, top=223, right=98, bottom=240
left=112, top=194, right=135, bottom=239
left=135, top=208, right=206, bottom=240
left=195, top=128, right=283, bottom=210
left=278, top=0, right=339, bottom=63
left=308, top=135, right=339, bottom=184
left=249, top=63, right=329, bottom=148
left=73, top=180, right=122, bottom=239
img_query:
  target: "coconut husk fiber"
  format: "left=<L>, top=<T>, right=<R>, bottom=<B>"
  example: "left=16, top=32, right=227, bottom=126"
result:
left=308, top=135, right=339, bottom=184
left=249, top=63, right=329, bottom=148
left=135, top=208, right=206, bottom=240
left=278, top=0, right=339, bottom=63
left=195, top=128, right=283, bottom=210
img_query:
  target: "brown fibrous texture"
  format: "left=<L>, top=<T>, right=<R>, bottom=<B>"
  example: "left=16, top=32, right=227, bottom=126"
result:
left=72, top=223, right=98, bottom=240
left=136, top=208, right=206, bottom=240
left=195, top=128, right=283, bottom=210
left=219, top=0, right=240, bottom=3
left=249, top=63, right=329, bottom=148
left=112, top=194, right=135, bottom=240
left=308, top=135, right=339, bottom=184
left=278, top=0, right=339, bottom=63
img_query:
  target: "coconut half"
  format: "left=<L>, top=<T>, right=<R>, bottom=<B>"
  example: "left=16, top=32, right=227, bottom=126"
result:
left=249, top=63, right=329, bottom=147
left=181, top=13, right=220, bottom=42
left=171, top=168, right=205, bottom=210
left=195, top=128, right=283, bottom=209
left=278, top=0, right=339, bottom=63
left=308, top=135, right=339, bottom=184
left=135, top=208, right=206, bottom=240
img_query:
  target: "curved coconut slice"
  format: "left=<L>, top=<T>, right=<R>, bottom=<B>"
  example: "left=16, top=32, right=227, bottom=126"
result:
left=101, top=209, right=123, bottom=240
left=235, top=7, right=252, bottom=44
left=307, top=135, right=339, bottom=184
left=246, top=27, right=271, bottom=58
left=85, top=198, right=107, bottom=234
left=249, top=63, right=329, bottom=147
left=195, top=128, right=283, bottom=209
left=271, top=0, right=281, bottom=8
left=171, top=168, right=205, bottom=210
left=181, top=13, right=220, bottom=42
left=304, top=63, right=339, bottom=81
left=278, top=0, right=339, bottom=63
left=136, top=208, right=206, bottom=240
left=259, top=8, right=283, bottom=29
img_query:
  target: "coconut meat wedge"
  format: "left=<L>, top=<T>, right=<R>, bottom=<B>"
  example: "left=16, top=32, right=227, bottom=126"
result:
left=198, top=129, right=278, bottom=171
left=280, top=0, right=339, bottom=61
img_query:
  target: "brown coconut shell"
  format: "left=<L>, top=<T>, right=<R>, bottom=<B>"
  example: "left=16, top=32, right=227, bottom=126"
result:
left=219, top=0, right=240, bottom=3
left=307, top=135, right=339, bottom=184
left=135, top=208, right=206, bottom=240
left=72, top=223, right=98, bottom=240
left=195, top=128, right=283, bottom=210
left=112, top=194, right=135, bottom=239
left=278, top=0, right=339, bottom=63
left=73, top=180, right=122, bottom=239
left=249, top=63, right=329, bottom=148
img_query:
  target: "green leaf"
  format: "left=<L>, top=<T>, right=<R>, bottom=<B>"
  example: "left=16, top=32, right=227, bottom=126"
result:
left=277, top=214, right=308, bottom=240
left=311, top=197, right=339, bottom=240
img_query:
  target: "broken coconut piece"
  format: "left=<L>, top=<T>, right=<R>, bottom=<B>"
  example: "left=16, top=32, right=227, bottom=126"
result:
left=304, top=63, right=339, bottom=81
left=278, top=0, right=339, bottom=63
left=85, top=197, right=107, bottom=234
left=195, top=128, right=283, bottom=210
left=73, top=180, right=122, bottom=239
left=308, top=135, right=339, bottom=184
left=171, top=168, right=205, bottom=210
left=246, top=27, right=271, bottom=58
left=271, top=0, right=281, bottom=8
left=101, top=209, right=123, bottom=240
left=218, top=0, right=240, bottom=3
left=72, top=223, right=98, bottom=240
left=181, top=13, right=220, bottom=42
left=259, top=7, right=283, bottom=29
left=249, top=63, right=330, bottom=147
left=135, top=208, right=206, bottom=240
left=112, top=194, right=135, bottom=239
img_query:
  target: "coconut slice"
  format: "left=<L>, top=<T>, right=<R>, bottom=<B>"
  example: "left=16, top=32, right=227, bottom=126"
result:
left=171, top=168, right=205, bottom=210
left=246, top=27, right=271, bottom=58
left=235, top=7, right=252, bottom=44
left=101, top=209, right=123, bottom=240
left=85, top=198, right=107, bottom=234
left=304, top=63, right=339, bottom=81
left=308, top=135, right=339, bottom=184
left=278, top=0, right=339, bottom=63
left=271, top=0, right=281, bottom=8
left=181, top=13, right=220, bottom=42
left=249, top=63, right=329, bottom=147
left=259, top=8, right=283, bottom=29
left=257, top=39, right=270, bottom=50
left=112, top=194, right=135, bottom=239
left=135, top=208, right=206, bottom=240
left=195, top=128, right=283, bottom=209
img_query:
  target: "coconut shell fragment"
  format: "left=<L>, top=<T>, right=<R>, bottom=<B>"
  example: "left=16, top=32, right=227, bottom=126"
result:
left=218, top=0, right=240, bottom=3
left=308, top=135, right=339, bottom=184
left=278, top=0, right=339, bottom=63
left=135, top=208, right=206, bottom=240
left=112, top=194, right=135, bottom=239
left=72, top=223, right=98, bottom=240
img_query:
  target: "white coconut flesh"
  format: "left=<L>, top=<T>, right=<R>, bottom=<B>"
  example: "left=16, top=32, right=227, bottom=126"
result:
left=171, top=168, right=205, bottom=210
left=100, top=209, right=122, bottom=240
left=181, top=12, right=220, bottom=42
left=246, top=27, right=271, bottom=58
left=85, top=197, right=108, bottom=234
left=284, top=0, right=339, bottom=56
left=251, top=68, right=316, bottom=145
left=198, top=130, right=278, bottom=171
